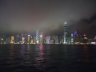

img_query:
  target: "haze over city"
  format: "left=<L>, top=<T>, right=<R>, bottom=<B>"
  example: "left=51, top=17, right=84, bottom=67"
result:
left=0, top=0, right=96, bottom=32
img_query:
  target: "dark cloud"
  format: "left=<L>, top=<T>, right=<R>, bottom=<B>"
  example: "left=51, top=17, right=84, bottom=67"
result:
left=68, top=14, right=96, bottom=37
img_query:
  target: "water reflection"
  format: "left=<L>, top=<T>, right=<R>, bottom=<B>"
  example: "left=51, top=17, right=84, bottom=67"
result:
left=8, top=45, right=15, bottom=64
left=35, top=44, right=47, bottom=70
left=23, top=45, right=31, bottom=65
left=20, top=44, right=25, bottom=59
left=0, top=44, right=96, bottom=72
left=7, top=44, right=19, bottom=68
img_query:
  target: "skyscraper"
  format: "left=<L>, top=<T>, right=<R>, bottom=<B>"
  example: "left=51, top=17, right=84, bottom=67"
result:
left=64, top=21, right=68, bottom=44
left=36, top=30, right=40, bottom=44
left=10, top=35, right=15, bottom=44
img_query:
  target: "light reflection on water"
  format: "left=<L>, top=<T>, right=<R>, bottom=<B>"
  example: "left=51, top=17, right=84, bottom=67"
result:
left=35, top=44, right=46, bottom=70
left=0, top=44, right=96, bottom=72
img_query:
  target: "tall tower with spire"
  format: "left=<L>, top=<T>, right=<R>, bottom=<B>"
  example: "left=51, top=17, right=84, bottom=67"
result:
left=64, top=21, right=68, bottom=44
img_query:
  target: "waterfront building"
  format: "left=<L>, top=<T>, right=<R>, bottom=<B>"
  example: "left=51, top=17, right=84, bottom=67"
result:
left=21, top=37, right=25, bottom=44
left=36, top=30, right=40, bottom=44
left=27, top=35, right=31, bottom=44
left=45, top=36, right=51, bottom=44
left=10, top=35, right=15, bottom=44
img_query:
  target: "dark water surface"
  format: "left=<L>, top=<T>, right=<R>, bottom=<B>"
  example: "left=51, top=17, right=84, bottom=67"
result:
left=0, top=44, right=96, bottom=72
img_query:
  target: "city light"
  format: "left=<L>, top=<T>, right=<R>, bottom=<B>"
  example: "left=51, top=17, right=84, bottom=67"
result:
left=1, top=38, right=4, bottom=41
left=0, top=32, right=95, bottom=45
left=10, top=36, right=15, bottom=44
left=64, top=21, right=67, bottom=25
left=28, top=35, right=31, bottom=37
left=40, top=34, right=43, bottom=38
left=36, top=40, right=39, bottom=44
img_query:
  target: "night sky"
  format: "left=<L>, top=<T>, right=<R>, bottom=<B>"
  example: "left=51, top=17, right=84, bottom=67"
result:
left=0, top=0, right=96, bottom=32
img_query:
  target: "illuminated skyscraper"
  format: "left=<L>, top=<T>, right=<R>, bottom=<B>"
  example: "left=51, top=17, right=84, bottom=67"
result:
left=30, top=39, right=34, bottom=44
left=27, top=34, right=31, bottom=44
left=21, top=37, right=25, bottom=44
left=71, top=33, right=74, bottom=43
left=15, top=34, right=20, bottom=44
left=10, top=35, right=15, bottom=44
left=40, top=32, right=43, bottom=44
left=83, top=34, right=88, bottom=43
left=45, top=36, right=50, bottom=44
left=36, top=30, right=40, bottom=44
left=1, top=38, right=4, bottom=44
left=64, top=21, right=68, bottom=44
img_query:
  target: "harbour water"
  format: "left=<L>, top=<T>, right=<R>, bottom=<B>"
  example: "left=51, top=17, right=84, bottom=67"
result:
left=0, top=44, right=96, bottom=72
